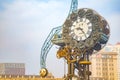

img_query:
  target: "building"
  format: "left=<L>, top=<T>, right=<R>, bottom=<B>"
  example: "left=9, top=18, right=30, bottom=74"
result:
left=0, top=63, right=25, bottom=75
left=102, top=43, right=120, bottom=80
left=90, top=51, right=118, bottom=80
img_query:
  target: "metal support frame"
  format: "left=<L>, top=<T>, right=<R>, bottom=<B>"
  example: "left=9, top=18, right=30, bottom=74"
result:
left=65, top=52, right=91, bottom=80
left=40, top=0, right=78, bottom=69
left=77, top=53, right=90, bottom=80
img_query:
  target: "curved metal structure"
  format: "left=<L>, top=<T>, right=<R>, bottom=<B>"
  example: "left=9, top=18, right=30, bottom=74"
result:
left=40, top=26, right=62, bottom=68
left=69, top=0, right=78, bottom=15
left=40, top=0, right=78, bottom=70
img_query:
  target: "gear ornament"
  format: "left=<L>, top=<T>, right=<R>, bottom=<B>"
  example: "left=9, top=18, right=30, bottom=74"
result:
left=62, top=8, right=110, bottom=54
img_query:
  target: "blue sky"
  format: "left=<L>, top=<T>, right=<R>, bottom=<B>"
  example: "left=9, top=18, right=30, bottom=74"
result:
left=0, top=0, right=120, bottom=77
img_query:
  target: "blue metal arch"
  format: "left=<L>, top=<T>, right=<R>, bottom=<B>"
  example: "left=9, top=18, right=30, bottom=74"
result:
left=69, top=0, right=78, bottom=15
left=40, top=0, right=78, bottom=69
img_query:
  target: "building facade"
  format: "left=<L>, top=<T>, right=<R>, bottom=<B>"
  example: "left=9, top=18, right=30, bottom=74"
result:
left=102, top=43, right=120, bottom=80
left=90, top=51, right=118, bottom=80
left=0, top=63, right=25, bottom=75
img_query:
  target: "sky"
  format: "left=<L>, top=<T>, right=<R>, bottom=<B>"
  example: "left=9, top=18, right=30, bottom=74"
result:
left=0, top=0, right=120, bottom=77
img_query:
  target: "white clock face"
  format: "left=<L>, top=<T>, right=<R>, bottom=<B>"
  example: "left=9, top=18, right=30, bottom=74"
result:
left=70, top=18, right=92, bottom=41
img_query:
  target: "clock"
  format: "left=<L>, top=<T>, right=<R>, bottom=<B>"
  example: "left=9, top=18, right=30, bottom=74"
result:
left=70, top=18, right=92, bottom=41
left=62, top=8, right=110, bottom=53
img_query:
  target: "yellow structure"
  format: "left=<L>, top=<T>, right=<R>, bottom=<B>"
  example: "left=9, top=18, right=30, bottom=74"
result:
left=90, top=51, right=118, bottom=80
left=79, top=61, right=91, bottom=65
left=0, top=75, right=64, bottom=80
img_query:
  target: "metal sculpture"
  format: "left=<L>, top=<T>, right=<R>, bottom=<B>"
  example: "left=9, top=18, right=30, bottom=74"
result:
left=40, top=0, right=110, bottom=80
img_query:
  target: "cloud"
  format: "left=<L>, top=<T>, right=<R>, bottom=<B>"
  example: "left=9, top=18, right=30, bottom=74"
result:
left=78, top=0, right=120, bottom=15
left=0, top=0, right=120, bottom=77
left=107, top=13, right=120, bottom=44
left=0, top=0, right=68, bottom=77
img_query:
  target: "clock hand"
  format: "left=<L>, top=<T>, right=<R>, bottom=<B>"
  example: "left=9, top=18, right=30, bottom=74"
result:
left=75, top=27, right=87, bottom=38
left=76, top=27, right=83, bottom=30
left=81, top=29, right=87, bottom=38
